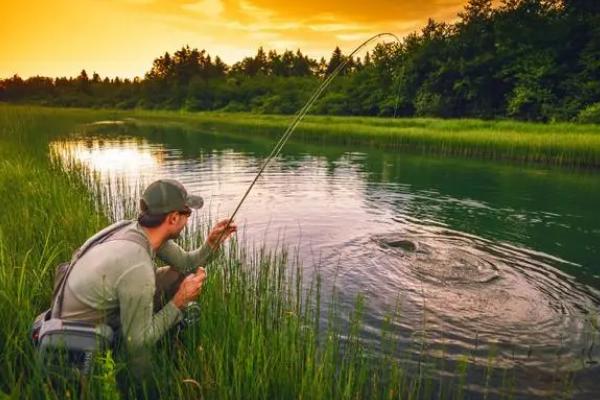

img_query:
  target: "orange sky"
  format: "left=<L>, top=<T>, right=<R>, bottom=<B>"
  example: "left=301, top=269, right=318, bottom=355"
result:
left=1, top=0, right=479, bottom=79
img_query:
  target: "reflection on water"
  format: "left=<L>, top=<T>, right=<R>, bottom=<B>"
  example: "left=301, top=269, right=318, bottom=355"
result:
left=51, top=123, right=600, bottom=398
left=53, top=139, right=162, bottom=173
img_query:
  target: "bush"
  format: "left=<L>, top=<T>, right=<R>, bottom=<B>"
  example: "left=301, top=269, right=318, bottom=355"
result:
left=115, top=98, right=137, bottom=109
left=220, top=100, right=248, bottom=112
left=414, top=89, right=443, bottom=117
left=577, top=102, right=600, bottom=124
left=506, top=84, right=556, bottom=122
left=312, top=92, right=351, bottom=115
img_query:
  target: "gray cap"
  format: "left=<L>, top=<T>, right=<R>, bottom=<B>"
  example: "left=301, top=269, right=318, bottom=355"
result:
left=141, top=179, right=203, bottom=214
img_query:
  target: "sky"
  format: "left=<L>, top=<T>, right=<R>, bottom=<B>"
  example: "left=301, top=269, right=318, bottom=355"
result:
left=1, top=0, right=479, bottom=79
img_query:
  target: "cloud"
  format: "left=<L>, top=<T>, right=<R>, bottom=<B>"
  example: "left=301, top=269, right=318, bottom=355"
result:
left=113, top=0, right=467, bottom=60
left=246, top=0, right=466, bottom=23
left=2, top=0, right=476, bottom=78
left=120, top=0, right=467, bottom=39
left=181, top=0, right=225, bottom=17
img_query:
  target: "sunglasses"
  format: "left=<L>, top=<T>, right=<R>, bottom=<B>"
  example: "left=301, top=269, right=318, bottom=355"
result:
left=177, top=207, right=192, bottom=217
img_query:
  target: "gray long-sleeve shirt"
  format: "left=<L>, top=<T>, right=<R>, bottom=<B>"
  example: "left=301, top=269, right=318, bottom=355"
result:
left=60, top=220, right=212, bottom=351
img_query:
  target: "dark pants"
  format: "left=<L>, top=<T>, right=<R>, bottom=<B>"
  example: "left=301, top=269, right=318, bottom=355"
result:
left=153, top=266, right=186, bottom=312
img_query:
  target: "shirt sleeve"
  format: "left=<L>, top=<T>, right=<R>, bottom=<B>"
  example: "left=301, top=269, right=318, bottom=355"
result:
left=156, top=239, right=213, bottom=274
left=116, top=262, right=182, bottom=351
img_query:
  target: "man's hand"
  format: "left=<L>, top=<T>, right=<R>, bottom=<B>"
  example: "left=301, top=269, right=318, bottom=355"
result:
left=206, top=219, right=237, bottom=250
left=172, top=267, right=206, bottom=309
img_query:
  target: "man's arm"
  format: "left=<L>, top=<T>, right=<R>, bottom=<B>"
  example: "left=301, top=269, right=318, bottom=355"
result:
left=116, top=263, right=182, bottom=350
left=156, top=219, right=237, bottom=274
left=156, top=240, right=213, bottom=275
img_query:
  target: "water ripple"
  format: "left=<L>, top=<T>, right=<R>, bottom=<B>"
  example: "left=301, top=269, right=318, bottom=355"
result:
left=327, top=218, right=599, bottom=376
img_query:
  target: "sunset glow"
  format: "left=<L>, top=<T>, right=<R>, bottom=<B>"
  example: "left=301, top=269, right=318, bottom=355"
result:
left=1, top=0, right=478, bottom=79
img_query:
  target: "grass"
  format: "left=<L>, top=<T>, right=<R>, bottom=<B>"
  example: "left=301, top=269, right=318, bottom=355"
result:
left=120, top=109, right=600, bottom=168
left=6, top=104, right=600, bottom=168
left=0, top=104, right=593, bottom=399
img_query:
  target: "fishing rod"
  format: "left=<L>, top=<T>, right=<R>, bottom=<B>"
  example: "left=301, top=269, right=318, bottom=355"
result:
left=208, top=32, right=402, bottom=252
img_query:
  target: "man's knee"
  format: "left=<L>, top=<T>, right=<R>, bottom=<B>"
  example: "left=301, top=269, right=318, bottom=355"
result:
left=154, top=266, right=185, bottom=310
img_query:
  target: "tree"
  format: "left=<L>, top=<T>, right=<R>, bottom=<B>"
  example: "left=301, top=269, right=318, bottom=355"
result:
left=3, top=1, right=600, bottom=120
left=451, top=0, right=501, bottom=117
left=146, top=52, right=173, bottom=80
left=213, top=56, right=228, bottom=77
left=267, top=50, right=286, bottom=76
left=77, top=69, right=91, bottom=94
left=316, top=57, right=328, bottom=78
left=234, top=47, right=269, bottom=76
left=77, top=69, right=89, bottom=83
left=291, top=50, right=314, bottom=76
left=326, top=47, right=345, bottom=76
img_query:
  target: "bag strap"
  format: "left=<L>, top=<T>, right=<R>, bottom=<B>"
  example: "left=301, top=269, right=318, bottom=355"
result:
left=104, top=227, right=149, bottom=250
left=51, top=220, right=134, bottom=319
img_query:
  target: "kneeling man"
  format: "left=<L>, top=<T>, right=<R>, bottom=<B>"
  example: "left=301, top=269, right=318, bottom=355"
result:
left=58, top=179, right=236, bottom=375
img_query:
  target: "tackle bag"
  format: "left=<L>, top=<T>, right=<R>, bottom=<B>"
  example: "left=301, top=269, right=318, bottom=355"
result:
left=30, top=220, right=139, bottom=373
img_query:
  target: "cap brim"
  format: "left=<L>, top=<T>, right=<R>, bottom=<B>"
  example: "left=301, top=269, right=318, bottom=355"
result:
left=185, top=194, right=204, bottom=209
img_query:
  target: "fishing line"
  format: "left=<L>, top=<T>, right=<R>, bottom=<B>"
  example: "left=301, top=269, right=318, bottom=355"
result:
left=209, top=32, right=402, bottom=250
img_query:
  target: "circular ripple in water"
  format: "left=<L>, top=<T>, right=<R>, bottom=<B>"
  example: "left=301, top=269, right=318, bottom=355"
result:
left=328, top=218, right=600, bottom=376
left=374, top=237, right=501, bottom=285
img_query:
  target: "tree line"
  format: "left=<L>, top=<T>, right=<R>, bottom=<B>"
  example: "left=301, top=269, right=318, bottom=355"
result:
left=1, top=0, right=599, bottom=122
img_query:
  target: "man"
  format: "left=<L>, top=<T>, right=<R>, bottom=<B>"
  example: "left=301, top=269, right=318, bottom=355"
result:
left=57, top=178, right=236, bottom=378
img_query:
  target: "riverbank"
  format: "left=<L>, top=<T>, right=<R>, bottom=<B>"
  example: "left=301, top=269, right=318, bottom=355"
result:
left=127, top=109, right=600, bottom=168
left=5, top=104, right=600, bottom=168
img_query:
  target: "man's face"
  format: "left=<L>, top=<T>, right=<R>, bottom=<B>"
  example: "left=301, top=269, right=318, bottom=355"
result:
left=167, top=208, right=191, bottom=240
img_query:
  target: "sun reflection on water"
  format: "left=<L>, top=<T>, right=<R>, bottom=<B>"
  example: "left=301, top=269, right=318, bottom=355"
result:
left=50, top=138, right=165, bottom=181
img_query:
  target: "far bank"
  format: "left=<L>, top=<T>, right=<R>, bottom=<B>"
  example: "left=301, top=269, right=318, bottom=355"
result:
left=3, top=104, right=600, bottom=168
left=126, top=108, right=600, bottom=168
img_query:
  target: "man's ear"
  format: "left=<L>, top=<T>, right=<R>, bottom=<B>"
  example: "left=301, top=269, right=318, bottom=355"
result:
left=166, top=211, right=178, bottom=225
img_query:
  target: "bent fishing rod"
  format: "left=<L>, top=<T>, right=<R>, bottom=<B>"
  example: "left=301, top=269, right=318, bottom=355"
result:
left=207, top=32, right=402, bottom=254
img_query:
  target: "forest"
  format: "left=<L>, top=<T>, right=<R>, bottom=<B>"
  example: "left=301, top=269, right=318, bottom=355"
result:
left=1, top=0, right=599, bottom=122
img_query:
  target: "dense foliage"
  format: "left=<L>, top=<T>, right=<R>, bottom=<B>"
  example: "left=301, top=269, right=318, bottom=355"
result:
left=2, top=0, right=599, bottom=122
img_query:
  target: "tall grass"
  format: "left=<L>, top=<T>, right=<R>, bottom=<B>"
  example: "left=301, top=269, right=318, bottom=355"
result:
left=0, top=104, right=591, bottom=399
left=124, top=109, right=600, bottom=168
left=5, top=104, right=600, bottom=167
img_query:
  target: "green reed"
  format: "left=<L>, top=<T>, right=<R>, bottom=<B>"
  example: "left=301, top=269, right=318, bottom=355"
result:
left=119, top=108, right=600, bottom=168
left=72, top=104, right=600, bottom=168
left=189, top=114, right=600, bottom=168
left=7, top=104, right=600, bottom=168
